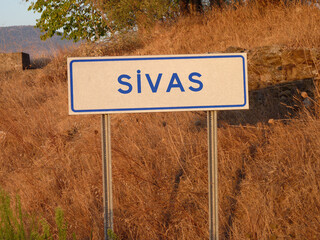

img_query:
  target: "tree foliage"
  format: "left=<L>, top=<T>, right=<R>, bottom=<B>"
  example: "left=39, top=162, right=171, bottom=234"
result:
left=26, top=0, right=221, bottom=42
left=94, top=0, right=180, bottom=33
left=26, top=0, right=110, bottom=41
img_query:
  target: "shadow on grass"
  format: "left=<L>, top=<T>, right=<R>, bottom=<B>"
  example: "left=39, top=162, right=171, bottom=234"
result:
left=193, top=78, right=317, bottom=127
left=29, top=57, right=52, bottom=69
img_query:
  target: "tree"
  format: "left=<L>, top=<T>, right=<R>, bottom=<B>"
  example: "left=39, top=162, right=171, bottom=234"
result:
left=26, top=0, right=182, bottom=42
left=98, top=0, right=180, bottom=32
left=25, top=0, right=111, bottom=41
left=26, top=0, right=220, bottom=42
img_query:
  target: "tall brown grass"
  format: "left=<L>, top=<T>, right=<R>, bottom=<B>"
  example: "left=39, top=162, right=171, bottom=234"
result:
left=137, top=3, right=320, bottom=55
left=0, top=2, right=320, bottom=239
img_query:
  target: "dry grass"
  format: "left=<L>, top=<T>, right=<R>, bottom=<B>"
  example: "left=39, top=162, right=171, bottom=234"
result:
left=136, top=3, right=320, bottom=55
left=229, top=118, right=320, bottom=239
left=0, top=2, right=320, bottom=239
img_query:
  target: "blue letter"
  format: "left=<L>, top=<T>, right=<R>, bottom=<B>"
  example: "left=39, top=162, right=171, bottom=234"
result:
left=146, top=73, right=162, bottom=93
left=166, top=73, right=185, bottom=92
left=118, top=74, right=132, bottom=94
left=137, top=70, right=142, bottom=93
left=188, top=72, right=203, bottom=92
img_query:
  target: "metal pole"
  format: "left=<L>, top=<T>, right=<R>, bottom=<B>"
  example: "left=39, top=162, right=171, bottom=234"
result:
left=101, top=114, right=113, bottom=240
left=207, top=111, right=219, bottom=240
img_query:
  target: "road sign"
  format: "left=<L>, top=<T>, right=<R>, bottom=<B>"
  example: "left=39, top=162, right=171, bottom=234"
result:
left=68, top=53, right=249, bottom=240
left=68, top=54, right=248, bottom=114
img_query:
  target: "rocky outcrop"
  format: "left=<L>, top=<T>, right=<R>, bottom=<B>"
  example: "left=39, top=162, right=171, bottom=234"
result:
left=225, top=45, right=320, bottom=90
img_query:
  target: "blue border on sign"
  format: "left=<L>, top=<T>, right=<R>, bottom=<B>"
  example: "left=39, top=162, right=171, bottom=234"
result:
left=69, top=55, right=247, bottom=113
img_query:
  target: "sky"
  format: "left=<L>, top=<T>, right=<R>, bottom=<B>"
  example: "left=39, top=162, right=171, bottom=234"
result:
left=0, top=0, right=40, bottom=27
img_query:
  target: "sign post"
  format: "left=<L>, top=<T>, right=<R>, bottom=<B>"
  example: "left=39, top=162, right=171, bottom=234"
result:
left=208, top=110, right=219, bottom=240
left=68, top=53, right=248, bottom=240
left=101, top=114, right=113, bottom=239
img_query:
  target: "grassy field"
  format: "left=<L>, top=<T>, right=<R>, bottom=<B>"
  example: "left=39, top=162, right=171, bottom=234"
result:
left=0, top=2, right=320, bottom=239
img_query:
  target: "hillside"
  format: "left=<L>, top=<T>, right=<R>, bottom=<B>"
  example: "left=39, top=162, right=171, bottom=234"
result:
left=0, top=3, right=320, bottom=240
left=0, top=25, right=77, bottom=58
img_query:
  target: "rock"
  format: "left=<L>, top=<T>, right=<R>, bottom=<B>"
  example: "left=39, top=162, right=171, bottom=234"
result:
left=225, top=45, right=320, bottom=90
left=225, top=46, right=247, bottom=53
left=268, top=119, right=275, bottom=124
left=301, top=92, right=308, bottom=98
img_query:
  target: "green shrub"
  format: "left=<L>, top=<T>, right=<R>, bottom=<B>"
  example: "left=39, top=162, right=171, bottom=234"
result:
left=0, top=188, right=74, bottom=240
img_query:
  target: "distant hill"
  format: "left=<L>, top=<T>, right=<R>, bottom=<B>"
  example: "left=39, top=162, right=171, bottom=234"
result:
left=0, top=26, right=78, bottom=58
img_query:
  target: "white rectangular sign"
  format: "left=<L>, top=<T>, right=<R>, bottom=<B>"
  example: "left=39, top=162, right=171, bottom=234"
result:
left=68, top=54, right=248, bottom=114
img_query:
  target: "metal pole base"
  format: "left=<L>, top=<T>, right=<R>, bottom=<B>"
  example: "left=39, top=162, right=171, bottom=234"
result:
left=208, top=111, right=219, bottom=240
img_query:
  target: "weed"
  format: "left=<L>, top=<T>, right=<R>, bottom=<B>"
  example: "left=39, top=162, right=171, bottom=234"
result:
left=107, top=229, right=119, bottom=240
left=55, top=208, right=67, bottom=240
left=0, top=188, right=73, bottom=240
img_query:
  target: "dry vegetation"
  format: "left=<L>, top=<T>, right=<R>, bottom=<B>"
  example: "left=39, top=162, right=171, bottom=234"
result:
left=0, top=3, right=320, bottom=239
left=136, top=2, right=320, bottom=54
